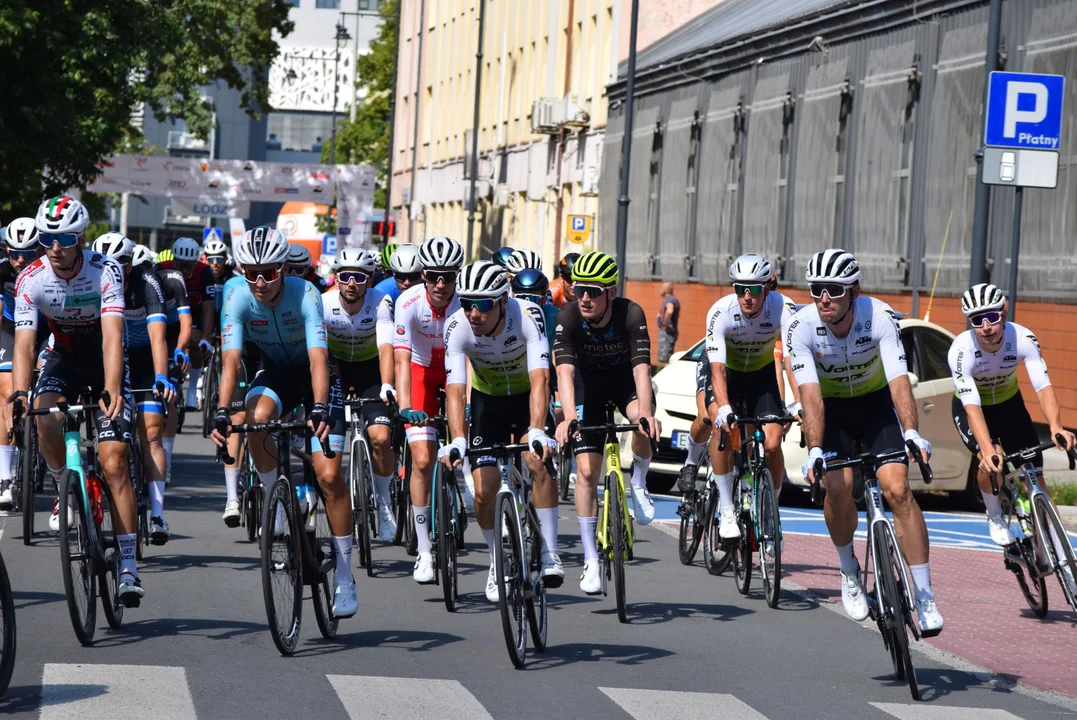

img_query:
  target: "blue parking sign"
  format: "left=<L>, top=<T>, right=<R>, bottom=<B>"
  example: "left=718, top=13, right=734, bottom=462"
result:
left=572, top=216, right=586, bottom=231
left=984, top=72, right=1065, bottom=150
left=323, top=235, right=337, bottom=255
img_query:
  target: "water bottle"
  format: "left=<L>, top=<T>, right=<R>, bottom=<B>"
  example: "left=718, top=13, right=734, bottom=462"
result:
left=741, top=471, right=754, bottom=511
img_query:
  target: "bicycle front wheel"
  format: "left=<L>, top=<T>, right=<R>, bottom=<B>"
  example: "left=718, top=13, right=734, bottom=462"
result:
left=678, top=491, right=704, bottom=565
left=310, top=492, right=339, bottom=640
left=261, top=478, right=303, bottom=655
left=758, top=470, right=782, bottom=608
left=97, top=482, right=124, bottom=630
left=494, top=492, right=526, bottom=668
left=201, top=355, right=219, bottom=438
left=525, top=511, right=547, bottom=653
left=437, top=473, right=458, bottom=612
left=58, top=470, right=97, bottom=646
left=1034, top=493, right=1077, bottom=612
left=732, top=481, right=752, bottom=596
left=350, top=439, right=372, bottom=574
left=702, top=487, right=732, bottom=575
left=609, top=473, right=628, bottom=623
left=0, top=552, right=15, bottom=697
left=874, top=523, right=918, bottom=700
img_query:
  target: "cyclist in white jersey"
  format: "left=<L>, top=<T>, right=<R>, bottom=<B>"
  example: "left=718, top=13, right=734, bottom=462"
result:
left=440, top=261, right=563, bottom=601
left=948, top=283, right=1076, bottom=550
left=785, top=249, right=942, bottom=636
left=702, top=254, right=797, bottom=539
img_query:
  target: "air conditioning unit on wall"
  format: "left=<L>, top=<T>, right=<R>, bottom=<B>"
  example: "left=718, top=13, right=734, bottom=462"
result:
left=581, top=166, right=599, bottom=196
left=562, top=93, right=591, bottom=128
left=493, top=183, right=511, bottom=208
left=530, top=98, right=563, bottom=134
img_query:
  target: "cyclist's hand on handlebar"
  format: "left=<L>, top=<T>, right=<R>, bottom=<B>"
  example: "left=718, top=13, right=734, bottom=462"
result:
left=154, top=374, right=177, bottom=405
left=399, top=407, right=428, bottom=425
left=379, top=383, right=396, bottom=404
left=978, top=447, right=1004, bottom=477
left=555, top=417, right=575, bottom=447
left=803, top=446, right=826, bottom=485
left=904, top=429, right=932, bottom=464
left=198, top=338, right=214, bottom=360
left=438, top=436, right=467, bottom=470
left=173, top=348, right=191, bottom=374
left=308, top=402, right=331, bottom=446
left=1052, top=427, right=1076, bottom=452
left=716, top=404, right=734, bottom=433
left=210, top=407, right=232, bottom=447
left=637, top=413, right=661, bottom=441
left=528, top=428, right=556, bottom=463
left=101, top=388, right=124, bottom=420
left=9, top=391, right=28, bottom=433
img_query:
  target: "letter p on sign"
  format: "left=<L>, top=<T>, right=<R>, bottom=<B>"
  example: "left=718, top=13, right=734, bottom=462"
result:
left=1004, top=82, right=1048, bottom=138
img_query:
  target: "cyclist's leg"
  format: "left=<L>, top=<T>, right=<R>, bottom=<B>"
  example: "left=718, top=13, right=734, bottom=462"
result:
left=746, top=366, right=787, bottom=491
left=622, top=377, right=657, bottom=523
left=95, top=374, right=139, bottom=590
left=244, top=371, right=282, bottom=479
left=355, top=381, right=396, bottom=536
left=184, top=326, right=204, bottom=409
left=222, top=357, right=249, bottom=523
left=407, top=361, right=441, bottom=577
left=819, top=397, right=861, bottom=572
left=0, top=352, right=14, bottom=506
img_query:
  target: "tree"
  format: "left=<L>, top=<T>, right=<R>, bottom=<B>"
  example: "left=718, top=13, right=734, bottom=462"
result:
left=0, top=0, right=294, bottom=217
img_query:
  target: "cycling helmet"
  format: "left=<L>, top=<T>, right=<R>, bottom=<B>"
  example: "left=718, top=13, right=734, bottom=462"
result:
left=490, top=246, right=515, bottom=268
left=380, top=243, right=400, bottom=269
left=457, top=260, right=509, bottom=299
left=418, top=236, right=464, bottom=269
left=4, top=217, right=40, bottom=249
left=36, top=195, right=90, bottom=234
left=511, top=268, right=549, bottom=295
left=156, top=248, right=174, bottom=263
left=132, top=244, right=156, bottom=267
left=961, top=283, right=1006, bottom=316
left=804, top=249, right=860, bottom=286
left=571, top=251, right=618, bottom=285
left=389, top=244, right=421, bottom=274
left=335, top=247, right=377, bottom=273
left=235, top=226, right=289, bottom=266
left=92, top=232, right=135, bottom=262
left=203, top=238, right=228, bottom=257
left=729, top=253, right=772, bottom=283
left=172, top=237, right=201, bottom=262
left=286, top=243, right=313, bottom=269
left=505, top=248, right=542, bottom=275
left=558, top=252, right=581, bottom=280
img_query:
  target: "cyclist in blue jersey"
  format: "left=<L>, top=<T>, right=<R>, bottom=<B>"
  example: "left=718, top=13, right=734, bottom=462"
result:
left=373, top=243, right=422, bottom=304
left=210, top=226, right=357, bottom=618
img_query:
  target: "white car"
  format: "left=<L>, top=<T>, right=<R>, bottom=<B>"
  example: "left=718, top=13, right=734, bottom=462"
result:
left=630, top=317, right=980, bottom=506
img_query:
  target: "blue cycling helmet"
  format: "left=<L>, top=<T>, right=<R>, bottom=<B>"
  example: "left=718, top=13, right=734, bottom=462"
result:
left=510, top=268, right=549, bottom=297
left=491, top=246, right=515, bottom=268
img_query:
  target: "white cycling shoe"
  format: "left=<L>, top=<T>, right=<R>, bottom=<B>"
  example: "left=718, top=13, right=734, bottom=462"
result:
left=377, top=503, right=397, bottom=542
left=580, top=562, right=602, bottom=595
left=413, top=552, right=436, bottom=584
left=485, top=563, right=500, bottom=603
left=332, top=577, right=359, bottom=618
left=49, top=496, right=76, bottom=532
left=222, top=500, right=241, bottom=528
left=987, top=514, right=1016, bottom=546
left=719, top=509, right=741, bottom=539
left=916, top=596, right=944, bottom=637
left=541, top=551, right=565, bottom=588
left=630, top=485, right=654, bottom=525
left=840, top=567, right=870, bottom=622
left=0, top=483, right=13, bottom=510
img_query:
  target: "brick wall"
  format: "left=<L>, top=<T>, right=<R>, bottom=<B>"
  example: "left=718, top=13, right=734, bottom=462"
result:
left=627, top=280, right=1077, bottom=429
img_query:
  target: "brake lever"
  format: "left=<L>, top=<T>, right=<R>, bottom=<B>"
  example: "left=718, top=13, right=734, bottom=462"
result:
left=905, top=439, right=933, bottom=484
left=811, top=458, right=825, bottom=507
left=1057, top=433, right=1077, bottom=470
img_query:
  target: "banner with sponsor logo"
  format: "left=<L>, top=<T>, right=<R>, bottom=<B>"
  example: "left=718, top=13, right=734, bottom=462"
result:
left=171, top=196, right=251, bottom=219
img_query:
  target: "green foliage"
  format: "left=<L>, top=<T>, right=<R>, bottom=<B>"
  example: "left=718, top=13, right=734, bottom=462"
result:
left=1051, top=483, right=1077, bottom=506
left=0, top=0, right=294, bottom=218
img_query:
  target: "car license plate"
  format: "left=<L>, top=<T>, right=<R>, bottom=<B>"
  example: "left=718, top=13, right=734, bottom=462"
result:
left=671, top=431, right=690, bottom=450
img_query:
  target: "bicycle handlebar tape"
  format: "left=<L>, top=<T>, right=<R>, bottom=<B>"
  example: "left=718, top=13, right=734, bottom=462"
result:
left=905, top=439, right=933, bottom=484
left=1059, top=433, right=1077, bottom=470
left=811, top=458, right=825, bottom=507
left=717, top=429, right=727, bottom=452
left=989, top=456, right=1001, bottom=495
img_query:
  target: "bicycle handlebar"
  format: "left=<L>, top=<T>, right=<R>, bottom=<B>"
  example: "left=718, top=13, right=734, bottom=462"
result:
left=810, top=439, right=933, bottom=508
left=567, top=416, right=659, bottom=455
left=988, top=433, right=1076, bottom=495
left=214, top=419, right=335, bottom=463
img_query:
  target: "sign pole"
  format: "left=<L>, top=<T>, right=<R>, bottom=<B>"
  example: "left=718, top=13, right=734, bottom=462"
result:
left=1007, top=186, right=1024, bottom=321
left=969, top=0, right=1004, bottom=286
left=614, top=0, right=640, bottom=297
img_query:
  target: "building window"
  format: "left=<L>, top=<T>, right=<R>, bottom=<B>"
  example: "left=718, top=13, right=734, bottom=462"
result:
left=315, top=0, right=340, bottom=8
left=267, top=111, right=340, bottom=152
left=358, top=0, right=383, bottom=10
left=284, top=0, right=299, bottom=6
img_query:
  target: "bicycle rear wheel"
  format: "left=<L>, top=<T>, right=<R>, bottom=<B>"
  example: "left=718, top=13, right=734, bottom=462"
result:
left=701, top=487, right=732, bottom=575
left=1034, top=493, right=1077, bottom=612
left=201, top=355, right=219, bottom=438
left=677, top=491, right=704, bottom=565
left=0, top=551, right=14, bottom=697
left=261, top=478, right=303, bottom=655
left=732, top=481, right=752, bottom=595
left=525, top=512, right=547, bottom=653
left=402, top=446, right=417, bottom=556
left=97, top=481, right=124, bottom=630
left=350, top=439, right=372, bottom=573
left=59, top=470, right=97, bottom=646
left=874, top=523, right=918, bottom=699
left=494, top=492, right=526, bottom=668
left=758, top=470, right=782, bottom=608
left=21, top=420, right=39, bottom=545
left=310, top=493, right=339, bottom=640
left=436, top=472, right=458, bottom=612
left=609, top=473, right=628, bottom=623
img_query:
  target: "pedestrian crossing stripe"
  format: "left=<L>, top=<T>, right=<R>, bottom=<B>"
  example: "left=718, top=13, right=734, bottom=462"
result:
left=600, top=687, right=767, bottom=719
left=871, top=702, right=1025, bottom=719
left=327, top=675, right=493, bottom=720
left=40, top=664, right=197, bottom=720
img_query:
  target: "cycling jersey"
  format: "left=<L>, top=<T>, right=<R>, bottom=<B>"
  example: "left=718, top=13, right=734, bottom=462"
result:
left=124, top=266, right=167, bottom=351
left=553, top=298, right=650, bottom=373
left=209, top=260, right=237, bottom=311
left=158, top=259, right=215, bottom=328
left=393, top=283, right=460, bottom=368
left=157, top=267, right=191, bottom=326
left=1, top=259, right=20, bottom=329
left=784, top=296, right=907, bottom=399
left=947, top=323, right=1050, bottom=407
left=374, top=276, right=402, bottom=304
left=14, top=252, right=125, bottom=353
left=540, top=302, right=559, bottom=352
left=220, top=275, right=327, bottom=370
left=322, top=287, right=394, bottom=363
left=444, top=298, right=549, bottom=396
left=704, top=291, right=796, bottom=373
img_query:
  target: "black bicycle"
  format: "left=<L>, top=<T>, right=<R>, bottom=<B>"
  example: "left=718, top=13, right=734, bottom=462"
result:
left=346, top=394, right=398, bottom=577
left=201, top=344, right=221, bottom=438
left=13, top=389, right=45, bottom=545
left=0, top=548, right=14, bottom=697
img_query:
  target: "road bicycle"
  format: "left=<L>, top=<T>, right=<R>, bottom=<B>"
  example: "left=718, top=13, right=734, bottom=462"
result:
left=345, top=394, right=400, bottom=578
left=989, top=434, right=1077, bottom=617
left=0, top=548, right=14, bottom=697
left=201, top=344, right=221, bottom=438
left=676, top=417, right=733, bottom=574
left=812, top=439, right=934, bottom=700
left=12, top=387, right=45, bottom=545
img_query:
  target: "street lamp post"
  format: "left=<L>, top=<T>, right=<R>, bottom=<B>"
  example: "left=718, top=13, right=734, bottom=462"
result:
left=329, top=20, right=351, bottom=166
left=614, top=0, right=641, bottom=296
left=465, top=0, right=487, bottom=261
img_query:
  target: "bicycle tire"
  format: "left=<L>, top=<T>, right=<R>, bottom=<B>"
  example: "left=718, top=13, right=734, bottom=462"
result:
left=201, top=354, right=219, bottom=438
left=97, top=482, right=124, bottom=630
left=494, top=492, right=526, bottom=668
left=609, top=473, right=628, bottom=624
left=403, top=447, right=418, bottom=556
left=525, top=512, right=548, bottom=652
left=310, top=492, right=339, bottom=640
left=677, top=491, right=704, bottom=565
left=437, top=471, right=458, bottom=612
left=129, top=446, right=147, bottom=561
left=758, top=470, right=782, bottom=608
left=393, top=440, right=409, bottom=546
left=1034, top=493, right=1077, bottom=613
left=558, top=447, right=571, bottom=502
left=21, top=419, right=39, bottom=545
left=732, top=480, right=752, bottom=596
left=261, top=478, right=303, bottom=655
left=0, top=552, right=14, bottom=697
left=58, top=470, right=97, bottom=646
left=351, top=439, right=372, bottom=573
left=701, top=487, right=732, bottom=575
left=875, top=523, right=918, bottom=699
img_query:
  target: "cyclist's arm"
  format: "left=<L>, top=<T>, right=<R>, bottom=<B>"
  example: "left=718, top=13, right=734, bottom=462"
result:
left=787, top=316, right=824, bottom=446
left=143, top=273, right=170, bottom=378
left=445, top=382, right=467, bottom=444
left=102, top=315, right=125, bottom=399
left=555, top=364, right=577, bottom=421
left=623, top=301, right=655, bottom=418
left=876, top=308, right=917, bottom=434
left=218, top=348, right=242, bottom=413
left=218, top=279, right=247, bottom=410
left=309, top=347, right=330, bottom=406
left=1016, top=328, right=1071, bottom=447
left=948, top=338, right=993, bottom=457
left=523, top=304, right=551, bottom=431
left=12, top=281, right=39, bottom=394
left=444, top=317, right=468, bottom=441
left=528, top=367, right=550, bottom=431
left=177, top=311, right=192, bottom=354
left=704, top=301, right=730, bottom=418
left=376, top=293, right=395, bottom=386
left=393, top=301, right=415, bottom=407
left=300, top=283, right=330, bottom=406
left=551, top=304, right=578, bottom=420
left=200, top=267, right=217, bottom=337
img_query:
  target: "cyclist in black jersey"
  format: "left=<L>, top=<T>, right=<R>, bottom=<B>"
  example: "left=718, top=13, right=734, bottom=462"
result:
left=551, top=251, right=660, bottom=595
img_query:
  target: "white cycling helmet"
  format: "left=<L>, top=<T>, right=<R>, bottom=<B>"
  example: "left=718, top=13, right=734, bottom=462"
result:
left=418, top=236, right=464, bottom=269
left=203, top=238, right=228, bottom=257
left=172, top=237, right=201, bottom=262
left=389, top=244, right=421, bottom=274
left=36, top=195, right=90, bottom=235
left=729, top=253, right=772, bottom=283
left=286, top=243, right=313, bottom=269
left=805, top=249, right=860, bottom=286
left=961, top=283, right=1006, bottom=316
left=335, top=247, right=377, bottom=273
left=92, top=232, right=135, bottom=262
left=235, top=226, right=289, bottom=266
left=505, top=248, right=542, bottom=275
left=132, top=244, right=156, bottom=267
left=4, top=217, right=40, bottom=249
left=457, top=260, right=509, bottom=299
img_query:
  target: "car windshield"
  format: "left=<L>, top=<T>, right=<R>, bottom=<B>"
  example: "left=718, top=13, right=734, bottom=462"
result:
left=683, top=340, right=706, bottom=361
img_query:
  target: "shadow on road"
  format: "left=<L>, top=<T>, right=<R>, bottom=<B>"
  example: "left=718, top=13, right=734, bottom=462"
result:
left=138, top=553, right=260, bottom=574
left=345, top=628, right=465, bottom=653
left=873, top=666, right=1025, bottom=703
left=526, top=641, right=674, bottom=669
left=13, top=589, right=66, bottom=611
left=90, top=616, right=266, bottom=646
left=596, top=600, right=754, bottom=625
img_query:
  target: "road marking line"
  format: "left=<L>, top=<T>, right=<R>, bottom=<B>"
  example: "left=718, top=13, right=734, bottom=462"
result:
left=40, top=663, right=197, bottom=720
left=599, top=687, right=768, bottom=719
left=327, top=675, right=493, bottom=720
left=870, top=702, right=1025, bottom=719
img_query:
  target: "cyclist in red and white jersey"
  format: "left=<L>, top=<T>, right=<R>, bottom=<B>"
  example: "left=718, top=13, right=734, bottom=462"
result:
left=394, top=236, right=463, bottom=584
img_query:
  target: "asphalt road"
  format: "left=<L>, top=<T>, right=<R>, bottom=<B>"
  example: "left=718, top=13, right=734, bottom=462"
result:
left=1, top=429, right=1074, bottom=719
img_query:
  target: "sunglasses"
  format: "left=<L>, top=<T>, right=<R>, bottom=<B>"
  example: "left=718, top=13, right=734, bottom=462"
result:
left=244, top=265, right=282, bottom=284
left=515, top=293, right=545, bottom=305
left=337, top=270, right=369, bottom=285
left=970, top=310, right=1003, bottom=328
left=7, top=249, right=37, bottom=261
left=424, top=269, right=458, bottom=285
left=285, top=265, right=307, bottom=276
left=206, top=256, right=226, bottom=264
left=809, top=283, right=848, bottom=299
left=395, top=272, right=422, bottom=283
left=573, top=283, right=609, bottom=300
left=460, top=297, right=497, bottom=313
left=39, top=232, right=82, bottom=248
left=733, top=283, right=764, bottom=297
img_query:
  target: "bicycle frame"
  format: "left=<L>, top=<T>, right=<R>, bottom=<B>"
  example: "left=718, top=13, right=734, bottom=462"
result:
left=862, top=476, right=920, bottom=640
left=596, top=440, right=633, bottom=554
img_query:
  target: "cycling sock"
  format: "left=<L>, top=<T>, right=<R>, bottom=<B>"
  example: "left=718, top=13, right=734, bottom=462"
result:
left=373, top=473, right=392, bottom=506
left=536, top=507, right=559, bottom=555
left=578, top=516, right=599, bottom=565
left=224, top=467, right=240, bottom=503
left=162, top=436, right=175, bottom=473
left=333, top=535, right=354, bottom=583
left=186, top=369, right=202, bottom=407
left=686, top=439, right=708, bottom=467
left=481, top=527, right=496, bottom=562
left=118, top=533, right=137, bottom=577
left=0, top=444, right=14, bottom=482
left=630, top=453, right=651, bottom=490
left=909, top=563, right=933, bottom=601
left=981, top=490, right=1003, bottom=518
left=461, top=459, right=475, bottom=508
left=150, top=480, right=165, bottom=517
left=835, top=541, right=859, bottom=576
left=414, top=506, right=433, bottom=555
left=715, top=472, right=735, bottom=512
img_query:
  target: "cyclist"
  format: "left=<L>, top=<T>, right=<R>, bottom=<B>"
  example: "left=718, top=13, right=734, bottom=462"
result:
left=155, top=248, right=174, bottom=264
left=0, top=218, right=45, bottom=508
left=440, top=261, right=563, bottom=601
left=511, top=270, right=559, bottom=351
left=286, top=243, right=327, bottom=291
left=323, top=248, right=398, bottom=541
left=132, top=244, right=156, bottom=268
left=490, top=246, right=515, bottom=269
left=948, top=283, right=1077, bottom=553
left=93, top=233, right=177, bottom=544
left=12, top=196, right=143, bottom=605
left=374, top=243, right=422, bottom=304
left=786, top=249, right=941, bottom=635
left=376, top=242, right=400, bottom=284
left=394, top=236, right=463, bottom=584
left=549, top=252, right=579, bottom=308
left=158, top=237, right=216, bottom=412
left=202, top=238, right=236, bottom=309
left=552, top=251, right=660, bottom=594
left=699, top=254, right=797, bottom=539
left=210, top=226, right=356, bottom=617
left=504, top=249, right=541, bottom=276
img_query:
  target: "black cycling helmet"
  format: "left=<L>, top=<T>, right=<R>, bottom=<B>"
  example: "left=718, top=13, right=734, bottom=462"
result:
left=511, top=268, right=549, bottom=297
left=558, top=252, right=581, bottom=281
left=490, top=246, right=515, bottom=268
